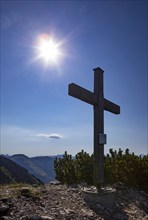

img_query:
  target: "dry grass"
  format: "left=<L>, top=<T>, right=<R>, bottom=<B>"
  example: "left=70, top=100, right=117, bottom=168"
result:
left=0, top=183, right=42, bottom=199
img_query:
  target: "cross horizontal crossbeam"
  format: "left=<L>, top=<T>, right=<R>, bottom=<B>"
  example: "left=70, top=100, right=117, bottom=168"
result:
left=69, top=83, right=120, bottom=114
left=104, top=99, right=120, bottom=114
left=68, top=83, right=96, bottom=105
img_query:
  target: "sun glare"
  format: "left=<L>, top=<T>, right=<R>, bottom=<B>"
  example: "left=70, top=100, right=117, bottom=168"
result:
left=36, top=34, right=61, bottom=65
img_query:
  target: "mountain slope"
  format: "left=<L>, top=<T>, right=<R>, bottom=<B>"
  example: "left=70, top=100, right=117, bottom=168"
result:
left=8, top=154, right=56, bottom=183
left=31, top=156, right=55, bottom=183
left=0, top=156, right=42, bottom=185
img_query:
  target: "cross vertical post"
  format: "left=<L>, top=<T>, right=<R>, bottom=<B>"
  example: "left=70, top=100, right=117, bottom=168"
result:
left=68, top=67, right=120, bottom=187
left=93, top=67, right=104, bottom=186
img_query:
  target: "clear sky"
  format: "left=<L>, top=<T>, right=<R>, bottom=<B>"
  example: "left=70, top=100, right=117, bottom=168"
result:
left=1, top=1, right=147, bottom=157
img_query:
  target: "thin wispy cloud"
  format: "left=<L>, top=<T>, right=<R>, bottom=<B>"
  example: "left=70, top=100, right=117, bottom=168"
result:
left=1, top=125, right=64, bottom=156
left=36, top=133, right=49, bottom=138
left=1, top=12, right=21, bottom=30
left=1, top=125, right=33, bottom=139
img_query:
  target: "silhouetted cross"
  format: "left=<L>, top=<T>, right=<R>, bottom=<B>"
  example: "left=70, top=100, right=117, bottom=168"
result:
left=68, top=67, right=120, bottom=186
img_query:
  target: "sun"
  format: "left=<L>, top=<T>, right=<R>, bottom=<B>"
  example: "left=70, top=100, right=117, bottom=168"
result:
left=36, top=34, right=61, bottom=65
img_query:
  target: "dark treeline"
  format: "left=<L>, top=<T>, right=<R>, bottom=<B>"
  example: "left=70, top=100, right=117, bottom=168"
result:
left=54, top=148, right=148, bottom=191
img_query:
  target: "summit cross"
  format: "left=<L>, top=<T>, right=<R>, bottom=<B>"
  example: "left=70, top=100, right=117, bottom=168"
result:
left=68, top=67, right=120, bottom=186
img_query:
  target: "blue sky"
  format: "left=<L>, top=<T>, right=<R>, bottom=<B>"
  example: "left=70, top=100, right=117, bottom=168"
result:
left=1, top=1, right=147, bottom=156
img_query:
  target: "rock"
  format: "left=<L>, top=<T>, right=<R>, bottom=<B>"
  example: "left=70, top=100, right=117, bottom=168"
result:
left=96, top=204, right=104, bottom=211
left=0, top=198, right=10, bottom=204
left=29, top=216, right=40, bottom=220
left=20, top=187, right=31, bottom=197
left=0, top=217, right=13, bottom=220
left=29, top=216, right=53, bottom=220
left=0, top=205, right=9, bottom=216
left=40, top=217, right=54, bottom=220
left=49, top=181, right=60, bottom=185
left=113, top=213, right=128, bottom=220
left=0, top=184, right=147, bottom=220
left=114, top=182, right=127, bottom=190
left=143, top=217, right=148, bottom=220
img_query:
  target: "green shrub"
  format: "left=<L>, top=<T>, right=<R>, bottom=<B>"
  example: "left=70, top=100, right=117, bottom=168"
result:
left=54, top=148, right=148, bottom=191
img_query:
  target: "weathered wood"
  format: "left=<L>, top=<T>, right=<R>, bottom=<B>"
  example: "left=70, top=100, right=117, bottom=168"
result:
left=93, top=68, right=104, bottom=185
left=68, top=67, right=120, bottom=186
left=68, top=83, right=96, bottom=105
left=69, top=83, right=120, bottom=115
left=104, top=99, right=120, bottom=114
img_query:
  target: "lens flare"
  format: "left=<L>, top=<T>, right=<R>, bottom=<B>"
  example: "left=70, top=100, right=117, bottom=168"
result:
left=36, top=34, right=61, bottom=65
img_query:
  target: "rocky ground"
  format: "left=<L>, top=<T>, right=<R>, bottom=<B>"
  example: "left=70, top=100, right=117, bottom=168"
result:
left=0, top=182, right=147, bottom=220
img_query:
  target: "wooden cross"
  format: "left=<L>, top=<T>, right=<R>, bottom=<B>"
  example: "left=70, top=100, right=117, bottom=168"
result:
left=68, top=67, right=120, bottom=186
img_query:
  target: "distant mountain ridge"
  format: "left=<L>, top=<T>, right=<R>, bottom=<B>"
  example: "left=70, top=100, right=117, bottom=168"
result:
left=2, top=154, right=63, bottom=183
left=0, top=156, right=42, bottom=185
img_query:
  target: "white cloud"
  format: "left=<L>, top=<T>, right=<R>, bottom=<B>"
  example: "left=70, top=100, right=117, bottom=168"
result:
left=36, top=133, right=63, bottom=139
left=48, top=133, right=63, bottom=139
left=36, top=133, right=49, bottom=138
left=1, top=126, right=65, bottom=156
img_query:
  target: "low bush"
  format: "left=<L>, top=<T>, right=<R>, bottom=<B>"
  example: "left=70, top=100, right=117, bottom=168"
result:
left=54, top=148, right=148, bottom=191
